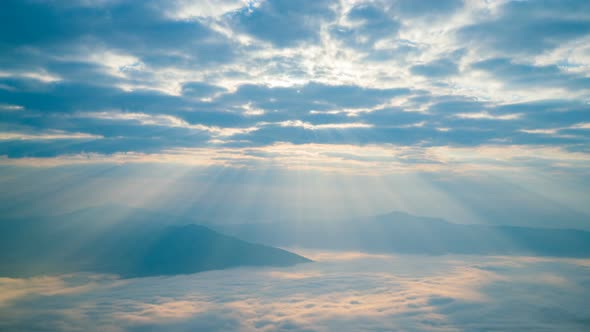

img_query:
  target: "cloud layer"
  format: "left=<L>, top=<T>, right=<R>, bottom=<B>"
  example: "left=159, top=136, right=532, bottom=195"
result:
left=0, top=0, right=589, bottom=174
left=1, top=252, right=589, bottom=331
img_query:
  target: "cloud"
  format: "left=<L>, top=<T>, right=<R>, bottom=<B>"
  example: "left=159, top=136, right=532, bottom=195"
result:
left=2, top=143, right=589, bottom=181
left=411, top=58, right=459, bottom=78
left=453, top=111, right=521, bottom=121
left=181, top=82, right=228, bottom=99
left=0, top=104, right=24, bottom=111
left=0, top=78, right=587, bottom=158
left=0, top=130, right=102, bottom=141
left=0, top=253, right=589, bottom=331
left=0, top=0, right=588, bottom=184
left=331, top=3, right=400, bottom=49
left=220, top=82, right=411, bottom=112
left=392, top=0, right=464, bottom=18
left=457, top=0, right=590, bottom=55
left=0, top=0, right=238, bottom=69
left=274, top=120, right=372, bottom=130
left=1, top=3, right=590, bottom=330
left=76, top=111, right=258, bottom=137
left=0, top=274, right=121, bottom=308
left=229, top=0, right=337, bottom=47
left=112, top=299, right=212, bottom=323
left=471, top=58, right=590, bottom=92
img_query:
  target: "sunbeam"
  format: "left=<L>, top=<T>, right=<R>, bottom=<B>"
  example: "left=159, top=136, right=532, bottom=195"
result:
left=1, top=0, right=590, bottom=330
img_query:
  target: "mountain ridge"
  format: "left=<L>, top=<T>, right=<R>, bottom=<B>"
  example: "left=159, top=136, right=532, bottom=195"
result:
left=0, top=216, right=311, bottom=278
left=216, top=210, right=590, bottom=257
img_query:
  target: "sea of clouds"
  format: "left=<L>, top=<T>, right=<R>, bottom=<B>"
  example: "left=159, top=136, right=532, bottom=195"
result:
left=1, top=250, right=589, bottom=331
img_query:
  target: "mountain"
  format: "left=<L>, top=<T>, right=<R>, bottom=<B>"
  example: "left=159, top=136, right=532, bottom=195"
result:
left=3, top=206, right=588, bottom=279
left=216, top=211, right=590, bottom=257
left=0, top=209, right=311, bottom=278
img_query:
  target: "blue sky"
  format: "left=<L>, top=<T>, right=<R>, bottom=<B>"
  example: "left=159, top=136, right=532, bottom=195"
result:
left=1, top=0, right=590, bottom=225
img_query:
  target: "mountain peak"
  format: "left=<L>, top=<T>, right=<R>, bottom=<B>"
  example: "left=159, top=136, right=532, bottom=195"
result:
left=0, top=214, right=311, bottom=278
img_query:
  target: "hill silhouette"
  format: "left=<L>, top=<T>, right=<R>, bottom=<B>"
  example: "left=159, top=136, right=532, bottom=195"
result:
left=0, top=209, right=310, bottom=278
left=217, top=211, right=590, bottom=257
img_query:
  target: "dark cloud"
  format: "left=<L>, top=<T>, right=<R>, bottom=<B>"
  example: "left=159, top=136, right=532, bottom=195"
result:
left=392, top=0, right=464, bottom=17
left=0, top=0, right=237, bottom=70
left=458, top=0, right=590, bottom=55
left=0, top=80, right=189, bottom=113
left=0, top=0, right=588, bottom=167
left=411, top=58, right=459, bottom=77
left=1, top=73, right=589, bottom=157
left=181, top=82, right=228, bottom=99
left=331, top=4, right=400, bottom=49
left=229, top=0, right=337, bottom=47
left=218, top=82, right=412, bottom=114
left=472, top=58, right=590, bottom=91
left=427, top=99, right=486, bottom=114
left=356, top=108, right=428, bottom=131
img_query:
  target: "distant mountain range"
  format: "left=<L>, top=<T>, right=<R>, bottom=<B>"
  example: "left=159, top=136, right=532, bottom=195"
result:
left=2, top=206, right=589, bottom=279
left=216, top=211, right=590, bottom=257
left=0, top=210, right=311, bottom=278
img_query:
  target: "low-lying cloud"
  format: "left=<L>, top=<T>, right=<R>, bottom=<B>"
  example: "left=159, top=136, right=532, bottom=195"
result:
left=1, top=252, right=589, bottom=331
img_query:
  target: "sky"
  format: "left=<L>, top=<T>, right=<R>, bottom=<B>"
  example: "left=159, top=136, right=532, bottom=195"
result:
left=1, top=0, right=590, bottom=225
left=2, top=2, right=590, bottom=331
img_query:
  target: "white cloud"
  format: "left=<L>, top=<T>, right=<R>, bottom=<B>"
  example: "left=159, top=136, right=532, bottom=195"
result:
left=0, top=70, right=61, bottom=83
left=0, top=131, right=102, bottom=141
left=165, top=0, right=248, bottom=19
left=520, top=122, right=590, bottom=136
left=0, top=104, right=24, bottom=111
left=276, top=120, right=373, bottom=130
left=78, top=111, right=258, bottom=137
left=520, top=128, right=559, bottom=135
left=2, top=143, right=589, bottom=177
left=571, top=122, right=590, bottom=130
left=454, top=111, right=521, bottom=120
left=1, top=253, right=589, bottom=331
